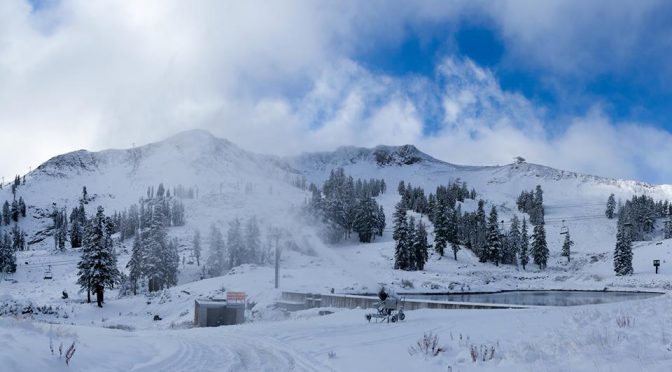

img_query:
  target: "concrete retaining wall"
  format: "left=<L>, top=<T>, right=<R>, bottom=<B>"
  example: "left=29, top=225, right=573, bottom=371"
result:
left=279, top=291, right=530, bottom=311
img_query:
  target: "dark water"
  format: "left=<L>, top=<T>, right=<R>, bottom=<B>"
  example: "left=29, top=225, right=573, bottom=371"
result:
left=400, top=290, right=663, bottom=307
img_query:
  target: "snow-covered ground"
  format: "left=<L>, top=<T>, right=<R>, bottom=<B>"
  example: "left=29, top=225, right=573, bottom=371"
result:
left=2, top=130, right=672, bottom=371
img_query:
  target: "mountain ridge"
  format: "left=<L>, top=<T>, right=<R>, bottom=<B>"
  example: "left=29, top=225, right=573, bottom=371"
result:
left=22, top=129, right=672, bottom=199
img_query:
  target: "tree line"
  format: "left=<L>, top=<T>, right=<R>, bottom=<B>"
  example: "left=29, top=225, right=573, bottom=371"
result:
left=394, top=181, right=550, bottom=270
left=306, top=168, right=386, bottom=243
left=516, top=185, right=545, bottom=225
left=203, top=216, right=269, bottom=278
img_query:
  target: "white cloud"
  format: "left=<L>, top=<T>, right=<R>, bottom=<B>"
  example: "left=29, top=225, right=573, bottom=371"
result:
left=1, top=0, right=671, bottom=184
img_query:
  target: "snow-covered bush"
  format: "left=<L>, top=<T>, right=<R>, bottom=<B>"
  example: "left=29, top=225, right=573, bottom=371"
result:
left=400, top=279, right=414, bottom=289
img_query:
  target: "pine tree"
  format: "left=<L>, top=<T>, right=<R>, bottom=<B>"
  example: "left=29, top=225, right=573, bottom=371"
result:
left=505, top=216, right=521, bottom=265
left=10, top=200, right=19, bottom=222
left=485, top=206, right=502, bottom=266
left=413, top=221, right=430, bottom=270
left=0, top=232, right=16, bottom=274
left=451, top=241, right=460, bottom=261
left=244, top=217, right=261, bottom=264
left=433, top=203, right=448, bottom=256
left=475, top=200, right=487, bottom=262
left=193, top=229, right=201, bottom=266
left=206, top=225, right=226, bottom=277
left=171, top=200, right=186, bottom=226
left=606, top=194, right=616, bottom=219
left=561, top=231, right=574, bottom=262
left=70, top=218, right=83, bottom=248
left=665, top=220, right=672, bottom=240
left=127, top=230, right=145, bottom=295
left=2, top=202, right=8, bottom=226
left=375, top=205, right=386, bottom=238
left=144, top=205, right=168, bottom=292
left=519, top=218, right=530, bottom=270
left=163, top=238, right=180, bottom=287
left=227, top=218, right=245, bottom=267
left=77, top=206, right=120, bottom=307
left=407, top=217, right=417, bottom=270
left=614, top=226, right=633, bottom=276
left=354, top=196, right=377, bottom=243
left=531, top=222, right=548, bottom=270
left=393, top=204, right=411, bottom=270
left=18, top=197, right=26, bottom=217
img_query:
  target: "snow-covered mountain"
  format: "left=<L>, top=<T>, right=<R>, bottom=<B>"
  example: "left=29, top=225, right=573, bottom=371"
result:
left=24, top=129, right=298, bottom=205
left=290, top=142, right=672, bottom=207
left=9, top=129, right=672, bottom=245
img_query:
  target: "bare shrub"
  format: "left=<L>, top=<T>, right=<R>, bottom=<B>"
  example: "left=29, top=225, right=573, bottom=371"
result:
left=616, top=316, right=634, bottom=328
left=408, top=332, right=444, bottom=357
left=470, top=344, right=496, bottom=362
left=65, top=341, right=76, bottom=365
left=400, top=279, right=414, bottom=289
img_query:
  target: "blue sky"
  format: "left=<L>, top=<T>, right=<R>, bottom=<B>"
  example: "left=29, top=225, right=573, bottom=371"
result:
left=356, top=11, right=672, bottom=136
left=4, top=0, right=672, bottom=184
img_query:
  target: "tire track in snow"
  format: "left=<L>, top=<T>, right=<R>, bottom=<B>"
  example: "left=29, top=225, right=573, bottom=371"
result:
left=130, top=332, right=329, bottom=372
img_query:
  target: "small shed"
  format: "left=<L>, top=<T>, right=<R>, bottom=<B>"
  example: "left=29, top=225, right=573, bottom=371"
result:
left=194, top=295, right=246, bottom=327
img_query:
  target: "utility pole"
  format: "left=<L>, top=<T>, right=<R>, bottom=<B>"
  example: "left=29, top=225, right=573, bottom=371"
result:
left=270, top=228, right=281, bottom=289
left=275, top=237, right=280, bottom=289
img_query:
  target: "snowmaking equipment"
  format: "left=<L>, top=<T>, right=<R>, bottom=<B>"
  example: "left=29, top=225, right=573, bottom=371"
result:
left=365, top=288, right=406, bottom=323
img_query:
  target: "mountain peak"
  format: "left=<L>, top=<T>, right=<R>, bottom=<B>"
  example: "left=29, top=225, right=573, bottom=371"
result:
left=164, top=128, right=217, bottom=143
left=290, top=143, right=445, bottom=171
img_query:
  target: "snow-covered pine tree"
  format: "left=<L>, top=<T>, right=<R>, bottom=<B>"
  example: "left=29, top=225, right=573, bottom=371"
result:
left=206, top=225, right=226, bottom=277
left=451, top=241, right=460, bottom=261
left=531, top=222, right=548, bottom=270
left=561, top=231, right=574, bottom=262
left=375, top=205, right=386, bottom=238
left=244, top=217, right=261, bottom=264
left=393, top=203, right=411, bottom=270
left=407, top=217, right=417, bottom=270
left=605, top=194, right=616, bottom=219
left=665, top=219, right=672, bottom=240
left=69, top=206, right=84, bottom=248
left=144, top=205, right=168, bottom=292
left=171, top=200, right=186, bottom=226
left=504, top=216, right=521, bottom=265
left=613, top=225, right=633, bottom=276
left=10, top=225, right=25, bottom=251
left=156, top=183, right=165, bottom=198
left=476, top=200, right=487, bottom=262
left=127, top=229, right=144, bottom=295
left=433, top=202, right=448, bottom=256
left=0, top=232, right=16, bottom=274
left=485, top=206, right=502, bottom=266
left=163, top=238, right=179, bottom=287
left=10, top=200, right=19, bottom=222
left=1, top=202, right=8, bottom=226
left=77, top=206, right=120, bottom=307
left=519, top=218, right=530, bottom=270
left=413, top=221, right=430, bottom=271
left=354, top=196, right=377, bottom=243
left=227, top=218, right=245, bottom=267
left=18, top=197, right=26, bottom=217
left=193, top=229, right=201, bottom=266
